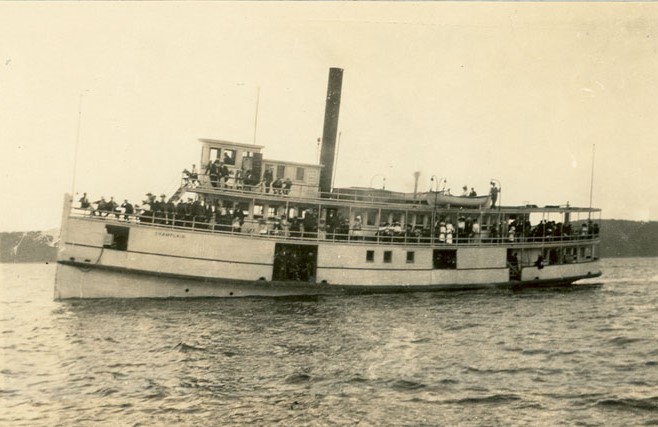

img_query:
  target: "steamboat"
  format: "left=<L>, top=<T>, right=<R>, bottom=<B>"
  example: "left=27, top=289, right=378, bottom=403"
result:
left=55, top=68, right=602, bottom=299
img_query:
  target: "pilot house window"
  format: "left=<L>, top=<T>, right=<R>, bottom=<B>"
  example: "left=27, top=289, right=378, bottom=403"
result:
left=222, top=149, right=236, bottom=165
left=296, top=167, right=305, bottom=181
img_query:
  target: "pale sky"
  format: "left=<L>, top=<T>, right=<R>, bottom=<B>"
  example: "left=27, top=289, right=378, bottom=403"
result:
left=1, top=2, right=657, bottom=232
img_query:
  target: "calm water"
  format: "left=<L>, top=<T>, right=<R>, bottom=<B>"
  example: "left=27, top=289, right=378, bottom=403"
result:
left=1, top=258, right=658, bottom=426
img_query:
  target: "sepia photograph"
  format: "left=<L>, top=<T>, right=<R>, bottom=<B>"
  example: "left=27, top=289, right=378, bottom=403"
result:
left=1, top=2, right=657, bottom=425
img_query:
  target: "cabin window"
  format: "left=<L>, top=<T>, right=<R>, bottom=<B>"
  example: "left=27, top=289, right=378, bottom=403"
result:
left=366, top=250, right=375, bottom=263
left=276, top=165, right=286, bottom=179
left=383, top=251, right=392, bottom=263
left=253, top=204, right=264, bottom=219
left=222, top=149, right=236, bottom=165
left=406, top=251, right=415, bottom=264
left=296, top=167, right=305, bottom=181
left=366, top=209, right=377, bottom=226
left=267, top=207, right=277, bottom=218
left=433, top=249, right=456, bottom=269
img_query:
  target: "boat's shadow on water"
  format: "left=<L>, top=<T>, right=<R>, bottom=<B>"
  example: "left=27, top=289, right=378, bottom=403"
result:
left=55, top=282, right=605, bottom=319
left=507, top=282, right=604, bottom=293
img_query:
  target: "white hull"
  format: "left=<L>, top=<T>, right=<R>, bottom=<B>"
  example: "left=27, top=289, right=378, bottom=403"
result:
left=55, top=213, right=602, bottom=299
left=54, top=261, right=600, bottom=299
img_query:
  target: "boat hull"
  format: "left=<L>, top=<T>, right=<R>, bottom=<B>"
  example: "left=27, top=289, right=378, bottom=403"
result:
left=54, top=260, right=601, bottom=299
left=54, top=195, right=602, bottom=299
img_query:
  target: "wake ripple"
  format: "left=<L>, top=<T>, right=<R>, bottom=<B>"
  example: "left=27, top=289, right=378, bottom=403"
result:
left=596, top=396, right=658, bottom=412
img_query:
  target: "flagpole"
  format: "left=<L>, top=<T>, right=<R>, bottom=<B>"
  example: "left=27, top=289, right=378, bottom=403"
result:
left=252, top=86, right=260, bottom=145
left=71, top=90, right=88, bottom=197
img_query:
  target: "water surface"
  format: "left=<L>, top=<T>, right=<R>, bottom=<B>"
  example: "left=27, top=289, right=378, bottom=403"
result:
left=1, top=258, right=657, bottom=426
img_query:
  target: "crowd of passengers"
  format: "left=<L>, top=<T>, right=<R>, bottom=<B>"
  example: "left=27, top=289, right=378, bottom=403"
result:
left=78, top=192, right=599, bottom=243
left=182, top=162, right=293, bottom=194
left=77, top=192, right=247, bottom=231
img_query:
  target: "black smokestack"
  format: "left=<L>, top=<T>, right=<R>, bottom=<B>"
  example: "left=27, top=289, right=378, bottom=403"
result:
left=319, top=67, right=343, bottom=195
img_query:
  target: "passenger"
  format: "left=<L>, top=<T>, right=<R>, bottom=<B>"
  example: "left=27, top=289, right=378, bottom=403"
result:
left=457, top=216, right=466, bottom=241
left=243, top=169, right=258, bottom=191
left=155, top=194, right=167, bottom=224
left=140, top=194, right=153, bottom=223
left=508, top=225, right=516, bottom=242
left=282, top=178, right=293, bottom=195
left=108, top=197, right=119, bottom=218
left=461, top=185, right=469, bottom=197
left=93, top=196, right=107, bottom=216
left=377, top=222, right=389, bottom=239
left=471, top=218, right=480, bottom=242
left=272, top=178, right=283, bottom=194
left=192, top=199, right=205, bottom=228
left=351, top=215, right=363, bottom=240
left=208, top=160, right=220, bottom=188
left=121, top=199, right=134, bottom=221
left=534, top=255, right=545, bottom=269
left=302, top=208, right=318, bottom=238
left=182, top=164, right=200, bottom=187
left=232, top=207, right=245, bottom=230
left=421, top=226, right=432, bottom=244
left=234, top=169, right=244, bottom=190
left=406, top=224, right=414, bottom=240
left=490, top=181, right=499, bottom=208
left=190, top=164, right=199, bottom=186
left=438, top=221, right=447, bottom=243
left=219, top=163, right=230, bottom=188
left=79, top=193, right=90, bottom=209
left=280, top=214, right=290, bottom=237
left=326, top=211, right=340, bottom=240
left=174, top=198, right=186, bottom=227
left=184, top=197, right=194, bottom=227
left=464, top=217, right=473, bottom=242
left=165, top=196, right=176, bottom=225
left=469, top=187, right=477, bottom=197
left=258, top=219, right=269, bottom=235
left=289, top=217, right=301, bottom=238
left=262, top=168, right=274, bottom=193
left=446, top=221, right=454, bottom=244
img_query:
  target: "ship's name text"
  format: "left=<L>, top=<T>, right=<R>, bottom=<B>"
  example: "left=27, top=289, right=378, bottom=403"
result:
left=155, top=231, right=186, bottom=239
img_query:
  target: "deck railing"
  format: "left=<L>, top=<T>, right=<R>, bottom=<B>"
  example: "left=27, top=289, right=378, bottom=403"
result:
left=70, top=207, right=601, bottom=249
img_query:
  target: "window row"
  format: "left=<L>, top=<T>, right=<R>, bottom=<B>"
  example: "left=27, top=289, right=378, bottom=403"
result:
left=364, top=249, right=457, bottom=269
